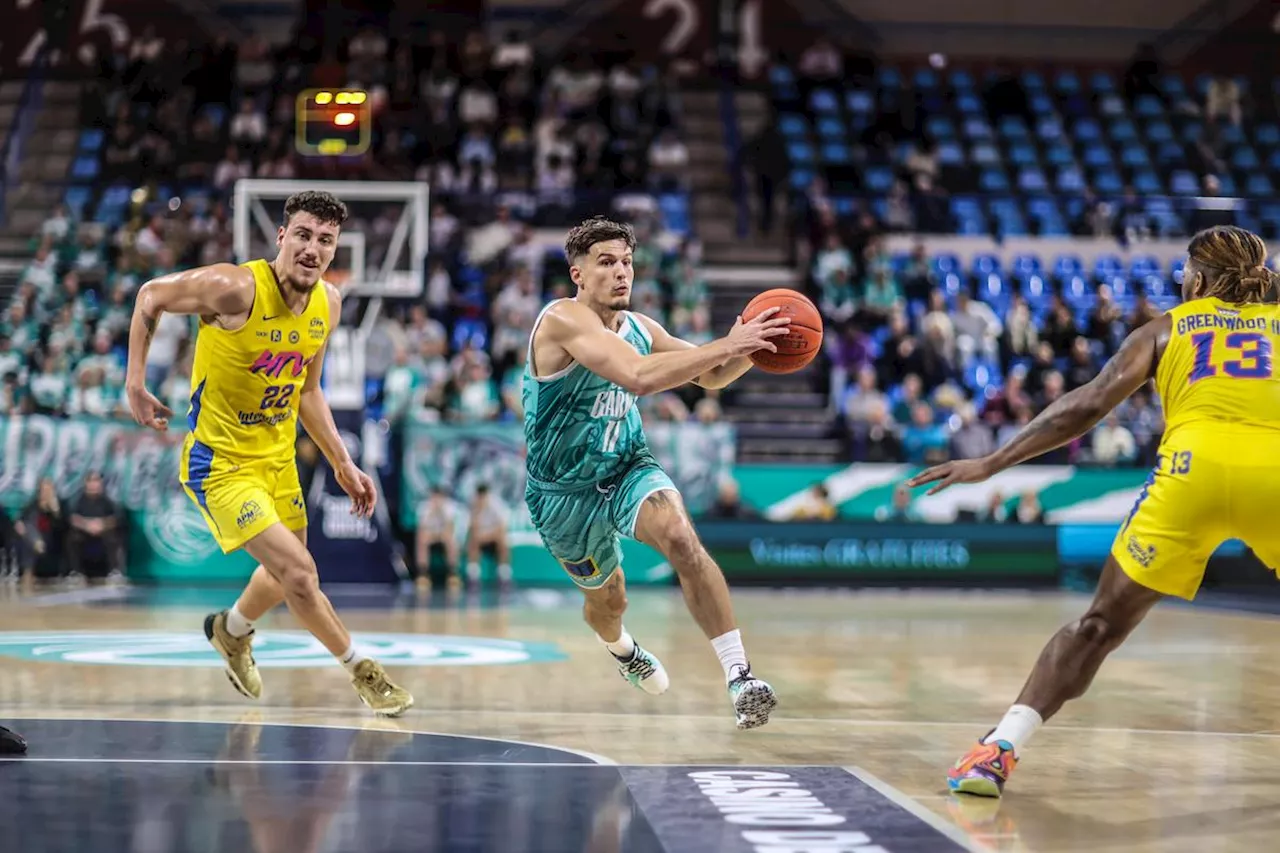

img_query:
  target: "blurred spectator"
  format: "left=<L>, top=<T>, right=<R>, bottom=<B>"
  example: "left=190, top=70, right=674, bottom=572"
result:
left=1090, top=412, right=1138, bottom=466
left=16, top=478, right=65, bottom=583
left=1010, top=491, right=1046, bottom=524
left=951, top=403, right=994, bottom=461
left=789, top=484, right=837, bottom=521
left=706, top=478, right=759, bottom=519
left=874, top=485, right=921, bottom=522
left=416, top=485, right=460, bottom=590
left=68, top=472, right=122, bottom=584
left=1205, top=76, right=1242, bottom=128
left=467, top=484, right=512, bottom=587
left=902, top=402, right=949, bottom=465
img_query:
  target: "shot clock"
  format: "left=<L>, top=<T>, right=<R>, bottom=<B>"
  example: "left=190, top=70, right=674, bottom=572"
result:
left=295, top=89, right=372, bottom=156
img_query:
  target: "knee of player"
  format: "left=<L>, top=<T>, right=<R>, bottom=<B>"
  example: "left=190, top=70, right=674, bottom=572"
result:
left=660, top=525, right=706, bottom=569
left=1069, top=610, right=1125, bottom=648
left=277, top=558, right=320, bottom=600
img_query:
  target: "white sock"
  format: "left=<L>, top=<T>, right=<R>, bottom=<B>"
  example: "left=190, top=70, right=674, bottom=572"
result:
left=710, top=629, right=749, bottom=682
left=467, top=562, right=481, bottom=581
left=225, top=603, right=254, bottom=638
left=599, top=628, right=636, bottom=659
left=983, top=705, right=1043, bottom=751
left=338, top=644, right=368, bottom=674
left=497, top=563, right=512, bottom=581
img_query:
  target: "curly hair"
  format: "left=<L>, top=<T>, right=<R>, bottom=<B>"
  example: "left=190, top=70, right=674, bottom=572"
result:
left=282, top=190, right=349, bottom=228
left=1187, top=225, right=1275, bottom=304
left=563, top=216, right=635, bottom=264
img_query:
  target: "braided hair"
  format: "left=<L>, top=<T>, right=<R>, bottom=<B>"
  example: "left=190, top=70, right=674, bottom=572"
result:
left=1187, top=225, right=1275, bottom=304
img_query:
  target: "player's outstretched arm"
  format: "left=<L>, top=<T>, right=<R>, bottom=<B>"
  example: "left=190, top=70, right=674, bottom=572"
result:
left=125, top=263, right=255, bottom=430
left=631, top=314, right=754, bottom=390
left=298, top=283, right=376, bottom=517
left=909, top=315, right=1169, bottom=495
left=544, top=301, right=789, bottom=396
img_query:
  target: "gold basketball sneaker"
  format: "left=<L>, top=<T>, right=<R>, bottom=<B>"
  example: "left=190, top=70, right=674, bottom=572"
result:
left=203, top=610, right=263, bottom=699
left=351, top=659, right=414, bottom=717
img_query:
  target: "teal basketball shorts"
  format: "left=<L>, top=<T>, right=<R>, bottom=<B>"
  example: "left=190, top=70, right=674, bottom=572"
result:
left=525, top=454, right=677, bottom=589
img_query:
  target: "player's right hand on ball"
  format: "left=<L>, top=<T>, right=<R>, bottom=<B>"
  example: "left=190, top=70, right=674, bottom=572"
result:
left=727, top=306, right=791, bottom=356
left=126, top=384, right=174, bottom=432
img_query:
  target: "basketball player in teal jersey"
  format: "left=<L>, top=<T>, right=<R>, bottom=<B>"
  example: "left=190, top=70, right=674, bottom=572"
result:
left=522, top=216, right=790, bottom=728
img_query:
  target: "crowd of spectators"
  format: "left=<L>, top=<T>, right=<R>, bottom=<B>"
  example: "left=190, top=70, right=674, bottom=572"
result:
left=803, top=203, right=1162, bottom=469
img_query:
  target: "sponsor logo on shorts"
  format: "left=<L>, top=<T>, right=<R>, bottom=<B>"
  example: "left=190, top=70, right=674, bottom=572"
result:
left=237, top=410, right=294, bottom=427
left=310, top=317, right=326, bottom=340
left=1127, top=535, right=1157, bottom=568
left=561, top=556, right=600, bottom=579
left=0, top=631, right=567, bottom=668
left=237, top=499, right=264, bottom=529
left=290, top=494, right=305, bottom=515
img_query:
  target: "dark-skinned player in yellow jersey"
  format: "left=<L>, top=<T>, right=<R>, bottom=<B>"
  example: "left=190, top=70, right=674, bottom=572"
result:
left=910, top=225, right=1279, bottom=797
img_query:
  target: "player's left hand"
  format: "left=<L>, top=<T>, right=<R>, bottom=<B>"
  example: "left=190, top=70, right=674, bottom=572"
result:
left=906, top=457, right=998, bottom=495
left=335, top=461, right=377, bottom=517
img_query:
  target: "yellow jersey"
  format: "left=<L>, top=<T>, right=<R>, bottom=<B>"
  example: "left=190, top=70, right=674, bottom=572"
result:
left=1156, top=297, right=1280, bottom=442
left=186, top=259, right=331, bottom=463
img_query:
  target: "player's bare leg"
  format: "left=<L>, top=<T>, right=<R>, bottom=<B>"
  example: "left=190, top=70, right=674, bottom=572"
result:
left=633, top=490, right=777, bottom=728
left=466, top=532, right=514, bottom=588
left=208, top=523, right=413, bottom=716
left=582, top=569, right=669, bottom=695
left=949, top=556, right=1163, bottom=797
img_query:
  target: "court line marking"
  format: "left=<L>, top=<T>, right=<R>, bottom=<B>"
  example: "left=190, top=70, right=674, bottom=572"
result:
left=26, top=586, right=132, bottom=608
left=0, top=758, right=605, bottom=766
left=153, top=708, right=1280, bottom=740
left=7, top=714, right=617, bottom=766
left=843, top=766, right=985, bottom=853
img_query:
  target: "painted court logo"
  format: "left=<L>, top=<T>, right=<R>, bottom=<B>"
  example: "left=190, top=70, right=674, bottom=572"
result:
left=0, top=631, right=566, bottom=668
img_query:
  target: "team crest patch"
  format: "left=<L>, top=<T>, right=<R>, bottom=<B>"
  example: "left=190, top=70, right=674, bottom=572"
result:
left=237, top=500, right=264, bottom=529
left=289, top=330, right=300, bottom=344
left=290, top=494, right=305, bottom=514
left=309, top=317, right=326, bottom=340
left=561, top=556, right=600, bottom=579
left=1126, top=535, right=1157, bottom=568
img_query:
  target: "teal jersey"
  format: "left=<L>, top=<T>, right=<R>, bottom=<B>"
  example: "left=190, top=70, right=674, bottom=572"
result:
left=523, top=301, right=652, bottom=491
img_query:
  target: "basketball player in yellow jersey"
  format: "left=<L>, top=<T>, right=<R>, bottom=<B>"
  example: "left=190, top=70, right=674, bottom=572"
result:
left=909, top=225, right=1279, bottom=797
left=124, top=190, right=413, bottom=716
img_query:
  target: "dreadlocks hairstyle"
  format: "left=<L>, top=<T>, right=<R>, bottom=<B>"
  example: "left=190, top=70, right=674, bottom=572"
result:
left=563, top=216, right=636, bottom=264
left=282, top=190, right=349, bottom=228
left=1187, top=225, right=1275, bottom=304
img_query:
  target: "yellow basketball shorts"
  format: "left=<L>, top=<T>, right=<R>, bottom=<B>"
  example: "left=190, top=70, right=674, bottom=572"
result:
left=180, top=436, right=307, bottom=554
left=1111, top=432, right=1280, bottom=599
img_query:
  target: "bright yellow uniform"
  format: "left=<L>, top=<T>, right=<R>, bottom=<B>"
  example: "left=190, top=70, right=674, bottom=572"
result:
left=179, top=259, right=331, bottom=552
left=1114, top=297, right=1280, bottom=597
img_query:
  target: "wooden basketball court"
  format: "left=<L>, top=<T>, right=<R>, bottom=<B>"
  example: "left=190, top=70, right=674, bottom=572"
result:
left=0, top=584, right=1273, bottom=852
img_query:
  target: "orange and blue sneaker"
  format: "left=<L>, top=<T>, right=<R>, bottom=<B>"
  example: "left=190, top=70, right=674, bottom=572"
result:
left=947, top=734, right=1018, bottom=798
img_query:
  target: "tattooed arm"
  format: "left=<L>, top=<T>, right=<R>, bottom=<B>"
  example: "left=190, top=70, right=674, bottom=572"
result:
left=908, top=314, right=1169, bottom=494
left=125, top=264, right=254, bottom=430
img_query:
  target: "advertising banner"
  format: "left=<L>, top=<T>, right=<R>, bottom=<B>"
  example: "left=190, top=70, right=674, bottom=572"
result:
left=0, top=416, right=254, bottom=581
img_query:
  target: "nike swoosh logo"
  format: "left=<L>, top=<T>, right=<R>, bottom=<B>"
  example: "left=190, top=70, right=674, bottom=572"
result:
left=262, top=314, right=279, bottom=321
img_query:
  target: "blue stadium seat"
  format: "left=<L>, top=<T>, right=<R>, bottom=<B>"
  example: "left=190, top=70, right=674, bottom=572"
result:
left=832, top=196, right=857, bottom=216
left=956, top=92, right=982, bottom=114
left=1055, top=71, right=1080, bottom=93
left=780, top=114, right=807, bottom=137
left=1170, top=258, right=1186, bottom=283
left=1023, top=274, right=1050, bottom=308
left=1145, top=122, right=1173, bottom=143
left=1044, top=143, right=1074, bottom=166
left=1247, top=173, right=1275, bottom=196
left=937, top=142, right=965, bottom=165
left=1056, top=167, right=1085, bottom=193
left=77, top=129, right=105, bottom=152
left=1008, top=144, right=1038, bottom=166
left=971, top=143, right=999, bottom=166
left=71, top=156, right=99, bottom=180
left=980, top=169, right=1009, bottom=192
left=1268, top=150, right=1280, bottom=171
left=972, top=254, right=1001, bottom=275
left=658, top=194, right=690, bottom=234
left=1073, top=119, right=1101, bottom=141
left=998, top=117, right=1029, bottom=139
left=1134, top=95, right=1164, bottom=117
left=1216, top=174, right=1238, bottom=195
left=1011, top=255, right=1041, bottom=277
left=1083, top=145, right=1114, bottom=167
left=963, top=118, right=993, bottom=139
left=846, top=91, right=874, bottom=114
left=1130, top=256, right=1159, bottom=277
left=878, top=68, right=902, bottom=88
left=816, top=116, right=844, bottom=139
left=1018, top=168, right=1047, bottom=192
left=931, top=253, right=961, bottom=276
left=957, top=216, right=987, bottom=236
left=1255, top=124, right=1280, bottom=147
left=63, top=185, right=91, bottom=217
left=950, top=69, right=974, bottom=89
left=821, top=143, right=851, bottom=164
left=914, top=68, right=938, bottom=89
left=1133, top=171, right=1162, bottom=194
left=1094, top=256, right=1123, bottom=279
left=1180, top=122, right=1204, bottom=143
left=1093, top=171, right=1123, bottom=194
left=1109, top=120, right=1137, bottom=142
left=1054, top=255, right=1084, bottom=279
left=1156, top=141, right=1184, bottom=164
left=452, top=319, right=488, bottom=352
left=925, top=116, right=955, bottom=139
left=809, top=89, right=839, bottom=113
left=1171, top=171, right=1199, bottom=195
left=769, top=64, right=795, bottom=85
left=1029, top=94, right=1055, bottom=115
left=1099, top=95, right=1125, bottom=117
left=1231, top=147, right=1260, bottom=169
left=1090, top=72, right=1115, bottom=93
left=863, top=166, right=894, bottom=193
left=787, top=141, right=814, bottom=163
left=1220, top=124, right=1245, bottom=146
left=1121, top=146, right=1151, bottom=168
left=1161, top=74, right=1186, bottom=99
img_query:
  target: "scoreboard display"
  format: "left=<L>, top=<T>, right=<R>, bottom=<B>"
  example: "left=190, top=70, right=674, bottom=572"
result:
left=295, top=89, right=372, bottom=156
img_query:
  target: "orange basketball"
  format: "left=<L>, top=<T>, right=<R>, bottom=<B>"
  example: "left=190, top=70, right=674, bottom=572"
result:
left=740, top=288, right=824, bottom=374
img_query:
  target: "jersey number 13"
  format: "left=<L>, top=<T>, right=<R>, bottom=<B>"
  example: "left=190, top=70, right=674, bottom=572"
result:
left=1189, top=331, right=1274, bottom=383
